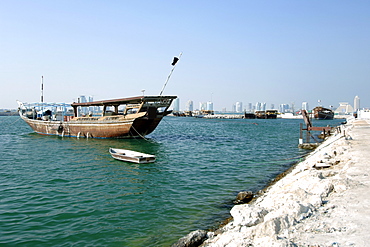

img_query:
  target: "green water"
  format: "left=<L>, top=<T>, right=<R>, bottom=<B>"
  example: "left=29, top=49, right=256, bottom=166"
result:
left=0, top=116, right=342, bottom=246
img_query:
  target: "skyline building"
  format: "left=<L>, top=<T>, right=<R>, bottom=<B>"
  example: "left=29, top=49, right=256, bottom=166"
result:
left=78, top=95, right=87, bottom=103
left=199, top=102, right=207, bottom=111
left=279, top=104, right=290, bottom=113
left=262, top=102, right=266, bottom=111
left=231, top=104, right=236, bottom=112
left=76, top=95, right=98, bottom=115
left=173, top=98, right=180, bottom=112
left=255, top=102, right=262, bottom=111
left=78, top=95, right=88, bottom=115
left=334, top=102, right=354, bottom=115
left=186, top=100, right=193, bottom=112
left=247, top=103, right=252, bottom=112
left=206, top=101, right=213, bottom=111
left=354, top=95, right=360, bottom=112
left=87, top=96, right=97, bottom=114
left=302, top=102, right=309, bottom=111
left=255, top=102, right=266, bottom=111
left=254, top=102, right=267, bottom=111
left=235, top=102, right=243, bottom=113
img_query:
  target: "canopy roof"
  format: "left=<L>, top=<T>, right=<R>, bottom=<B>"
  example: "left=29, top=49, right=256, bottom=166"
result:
left=71, top=95, right=177, bottom=107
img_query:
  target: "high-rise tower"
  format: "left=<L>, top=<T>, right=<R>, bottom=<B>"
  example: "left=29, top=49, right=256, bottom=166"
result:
left=236, top=102, right=243, bottom=112
left=302, top=102, right=309, bottom=111
left=354, top=96, right=360, bottom=112
left=173, top=98, right=180, bottom=112
left=186, top=100, right=193, bottom=112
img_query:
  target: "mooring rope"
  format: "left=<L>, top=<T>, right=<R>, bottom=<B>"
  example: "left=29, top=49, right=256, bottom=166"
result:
left=130, top=125, right=149, bottom=141
left=0, top=116, right=22, bottom=126
left=161, top=117, right=177, bottom=132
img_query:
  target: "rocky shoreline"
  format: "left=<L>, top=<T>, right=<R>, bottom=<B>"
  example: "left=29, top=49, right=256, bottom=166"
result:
left=173, top=117, right=370, bottom=247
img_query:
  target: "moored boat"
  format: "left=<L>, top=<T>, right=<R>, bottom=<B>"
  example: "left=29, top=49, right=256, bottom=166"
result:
left=109, top=148, right=156, bottom=163
left=255, top=110, right=277, bottom=119
left=255, top=110, right=266, bottom=119
left=265, top=110, right=278, bottom=119
left=17, top=95, right=176, bottom=138
left=243, top=112, right=256, bottom=119
left=313, top=106, right=334, bottom=120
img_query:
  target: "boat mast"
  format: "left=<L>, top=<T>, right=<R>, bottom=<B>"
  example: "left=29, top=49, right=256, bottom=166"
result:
left=159, top=52, right=182, bottom=96
left=41, top=76, right=44, bottom=103
left=41, top=76, right=44, bottom=114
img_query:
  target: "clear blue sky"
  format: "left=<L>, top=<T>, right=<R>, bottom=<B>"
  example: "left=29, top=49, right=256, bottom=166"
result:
left=1, top=0, right=369, bottom=110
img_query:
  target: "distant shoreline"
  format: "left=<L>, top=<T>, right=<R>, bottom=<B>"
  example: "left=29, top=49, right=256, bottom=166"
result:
left=0, top=111, right=18, bottom=116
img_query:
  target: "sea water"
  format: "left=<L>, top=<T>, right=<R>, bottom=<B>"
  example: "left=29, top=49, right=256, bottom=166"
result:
left=0, top=116, right=342, bottom=246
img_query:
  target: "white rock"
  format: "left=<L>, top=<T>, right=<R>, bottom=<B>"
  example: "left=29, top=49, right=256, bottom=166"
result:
left=230, top=204, right=268, bottom=227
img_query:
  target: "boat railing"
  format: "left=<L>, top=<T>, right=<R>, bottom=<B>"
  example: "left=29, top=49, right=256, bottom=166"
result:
left=74, top=117, right=100, bottom=121
left=19, top=102, right=73, bottom=121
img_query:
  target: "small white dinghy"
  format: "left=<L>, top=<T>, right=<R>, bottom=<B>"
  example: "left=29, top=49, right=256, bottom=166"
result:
left=109, top=148, right=156, bottom=164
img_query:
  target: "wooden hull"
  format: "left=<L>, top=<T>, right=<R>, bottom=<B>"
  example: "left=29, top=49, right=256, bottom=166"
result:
left=21, top=115, right=164, bottom=138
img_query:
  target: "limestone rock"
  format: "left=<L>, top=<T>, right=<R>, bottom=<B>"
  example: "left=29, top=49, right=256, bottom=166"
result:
left=230, top=204, right=268, bottom=227
left=171, top=229, right=208, bottom=247
left=234, top=191, right=254, bottom=204
left=298, top=143, right=319, bottom=149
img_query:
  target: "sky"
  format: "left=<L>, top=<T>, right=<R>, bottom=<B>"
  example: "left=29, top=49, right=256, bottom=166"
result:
left=1, top=0, right=369, bottom=111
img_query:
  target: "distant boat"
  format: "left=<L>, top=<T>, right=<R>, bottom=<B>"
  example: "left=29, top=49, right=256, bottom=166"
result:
left=265, top=110, right=278, bottom=119
left=109, top=148, right=156, bottom=163
left=313, top=106, right=334, bottom=120
left=17, top=95, right=177, bottom=138
left=254, top=110, right=278, bottom=119
left=255, top=111, right=266, bottom=119
left=243, top=112, right=256, bottom=119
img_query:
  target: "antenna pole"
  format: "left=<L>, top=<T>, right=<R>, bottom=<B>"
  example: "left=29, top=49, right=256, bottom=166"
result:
left=41, top=76, right=44, bottom=103
left=40, top=76, right=44, bottom=115
left=159, top=52, right=182, bottom=96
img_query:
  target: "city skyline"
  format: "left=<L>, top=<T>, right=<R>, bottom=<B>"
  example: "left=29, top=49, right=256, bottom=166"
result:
left=174, top=95, right=361, bottom=113
left=1, top=91, right=361, bottom=115
left=1, top=1, right=369, bottom=109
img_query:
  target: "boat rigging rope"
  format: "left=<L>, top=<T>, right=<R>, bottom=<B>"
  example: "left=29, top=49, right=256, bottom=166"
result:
left=0, top=116, right=22, bottom=126
left=130, top=125, right=149, bottom=141
left=129, top=116, right=178, bottom=141
left=161, top=117, right=177, bottom=132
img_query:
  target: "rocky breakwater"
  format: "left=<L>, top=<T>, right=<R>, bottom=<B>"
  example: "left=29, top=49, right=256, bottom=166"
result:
left=173, top=118, right=370, bottom=247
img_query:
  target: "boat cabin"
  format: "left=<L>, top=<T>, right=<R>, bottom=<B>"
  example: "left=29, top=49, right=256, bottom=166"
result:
left=71, top=96, right=177, bottom=118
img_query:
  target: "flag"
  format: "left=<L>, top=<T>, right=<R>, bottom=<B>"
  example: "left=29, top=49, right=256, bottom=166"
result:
left=171, top=57, right=179, bottom=66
